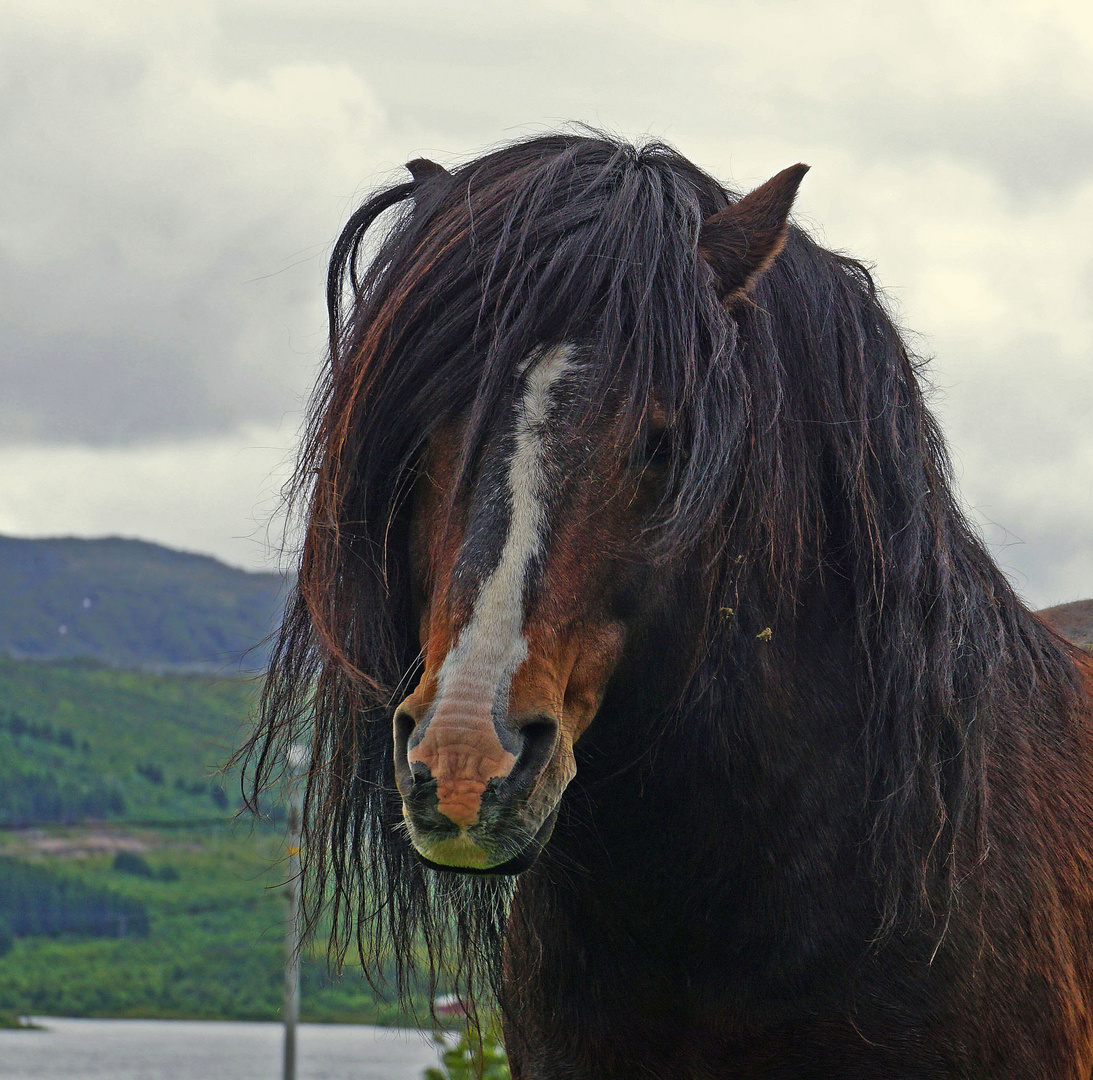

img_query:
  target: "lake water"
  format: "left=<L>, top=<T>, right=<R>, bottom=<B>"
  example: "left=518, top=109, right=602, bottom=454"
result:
left=0, top=1017, right=441, bottom=1080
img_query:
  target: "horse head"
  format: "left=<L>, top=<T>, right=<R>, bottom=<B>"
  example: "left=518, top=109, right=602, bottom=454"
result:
left=392, top=166, right=807, bottom=873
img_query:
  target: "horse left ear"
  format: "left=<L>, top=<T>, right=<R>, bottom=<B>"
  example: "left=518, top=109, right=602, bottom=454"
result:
left=406, top=158, right=452, bottom=184
left=699, top=164, right=809, bottom=301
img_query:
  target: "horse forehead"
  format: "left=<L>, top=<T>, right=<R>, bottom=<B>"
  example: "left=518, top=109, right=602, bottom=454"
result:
left=443, top=345, right=577, bottom=600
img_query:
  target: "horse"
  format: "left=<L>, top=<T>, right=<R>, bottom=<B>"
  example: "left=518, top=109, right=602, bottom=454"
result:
left=244, top=133, right=1093, bottom=1078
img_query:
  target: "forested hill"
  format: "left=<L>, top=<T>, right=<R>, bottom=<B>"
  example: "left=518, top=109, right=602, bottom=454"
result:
left=0, top=656, right=254, bottom=827
left=0, top=535, right=288, bottom=672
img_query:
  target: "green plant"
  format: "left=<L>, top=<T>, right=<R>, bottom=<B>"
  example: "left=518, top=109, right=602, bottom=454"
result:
left=424, top=1024, right=510, bottom=1080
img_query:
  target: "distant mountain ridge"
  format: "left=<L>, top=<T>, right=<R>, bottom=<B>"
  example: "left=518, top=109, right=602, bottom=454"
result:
left=0, top=535, right=289, bottom=672
left=1038, top=599, right=1093, bottom=649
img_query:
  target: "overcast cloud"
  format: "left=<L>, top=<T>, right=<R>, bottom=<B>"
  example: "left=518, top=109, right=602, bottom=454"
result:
left=0, top=0, right=1090, bottom=606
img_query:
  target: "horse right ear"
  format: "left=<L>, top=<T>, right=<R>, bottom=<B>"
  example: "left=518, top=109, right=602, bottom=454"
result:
left=698, top=164, right=808, bottom=301
left=406, top=158, right=452, bottom=184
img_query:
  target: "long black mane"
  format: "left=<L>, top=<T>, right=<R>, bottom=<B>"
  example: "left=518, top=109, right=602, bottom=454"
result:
left=242, top=132, right=1081, bottom=1014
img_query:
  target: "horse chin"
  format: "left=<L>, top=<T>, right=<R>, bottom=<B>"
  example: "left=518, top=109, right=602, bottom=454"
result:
left=411, top=808, right=560, bottom=876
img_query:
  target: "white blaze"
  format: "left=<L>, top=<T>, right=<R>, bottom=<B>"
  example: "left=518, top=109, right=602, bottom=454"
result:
left=433, top=344, right=572, bottom=712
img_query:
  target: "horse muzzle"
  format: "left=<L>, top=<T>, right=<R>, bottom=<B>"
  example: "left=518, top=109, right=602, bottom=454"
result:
left=393, top=707, right=569, bottom=872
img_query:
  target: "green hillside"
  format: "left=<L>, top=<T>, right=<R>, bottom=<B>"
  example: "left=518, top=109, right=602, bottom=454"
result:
left=0, top=656, right=255, bottom=827
left=0, top=544, right=433, bottom=1028
left=0, top=658, right=428, bottom=1024
left=0, top=535, right=288, bottom=671
left=0, top=831, right=426, bottom=1025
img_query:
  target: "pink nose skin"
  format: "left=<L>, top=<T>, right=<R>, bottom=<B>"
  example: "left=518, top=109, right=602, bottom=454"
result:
left=407, top=698, right=517, bottom=827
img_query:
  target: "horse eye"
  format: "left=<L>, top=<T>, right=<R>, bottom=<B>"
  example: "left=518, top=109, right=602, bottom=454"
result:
left=642, top=429, right=672, bottom=471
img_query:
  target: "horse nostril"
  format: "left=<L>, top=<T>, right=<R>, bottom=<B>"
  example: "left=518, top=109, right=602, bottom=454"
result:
left=410, top=760, right=432, bottom=786
left=500, top=717, right=559, bottom=799
left=393, top=709, right=419, bottom=792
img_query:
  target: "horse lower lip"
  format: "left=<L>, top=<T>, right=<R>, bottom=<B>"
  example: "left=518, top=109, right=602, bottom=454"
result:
left=413, top=808, right=559, bottom=876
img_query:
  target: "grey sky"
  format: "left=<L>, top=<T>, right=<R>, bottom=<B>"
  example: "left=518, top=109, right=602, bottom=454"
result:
left=0, top=0, right=1090, bottom=606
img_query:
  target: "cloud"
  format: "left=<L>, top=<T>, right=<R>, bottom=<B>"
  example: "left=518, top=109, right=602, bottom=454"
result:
left=0, top=8, right=391, bottom=444
left=0, top=0, right=1089, bottom=604
left=617, top=0, right=1093, bottom=198
left=0, top=423, right=298, bottom=571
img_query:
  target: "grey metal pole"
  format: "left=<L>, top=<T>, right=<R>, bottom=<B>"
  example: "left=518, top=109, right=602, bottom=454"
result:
left=283, top=745, right=307, bottom=1080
